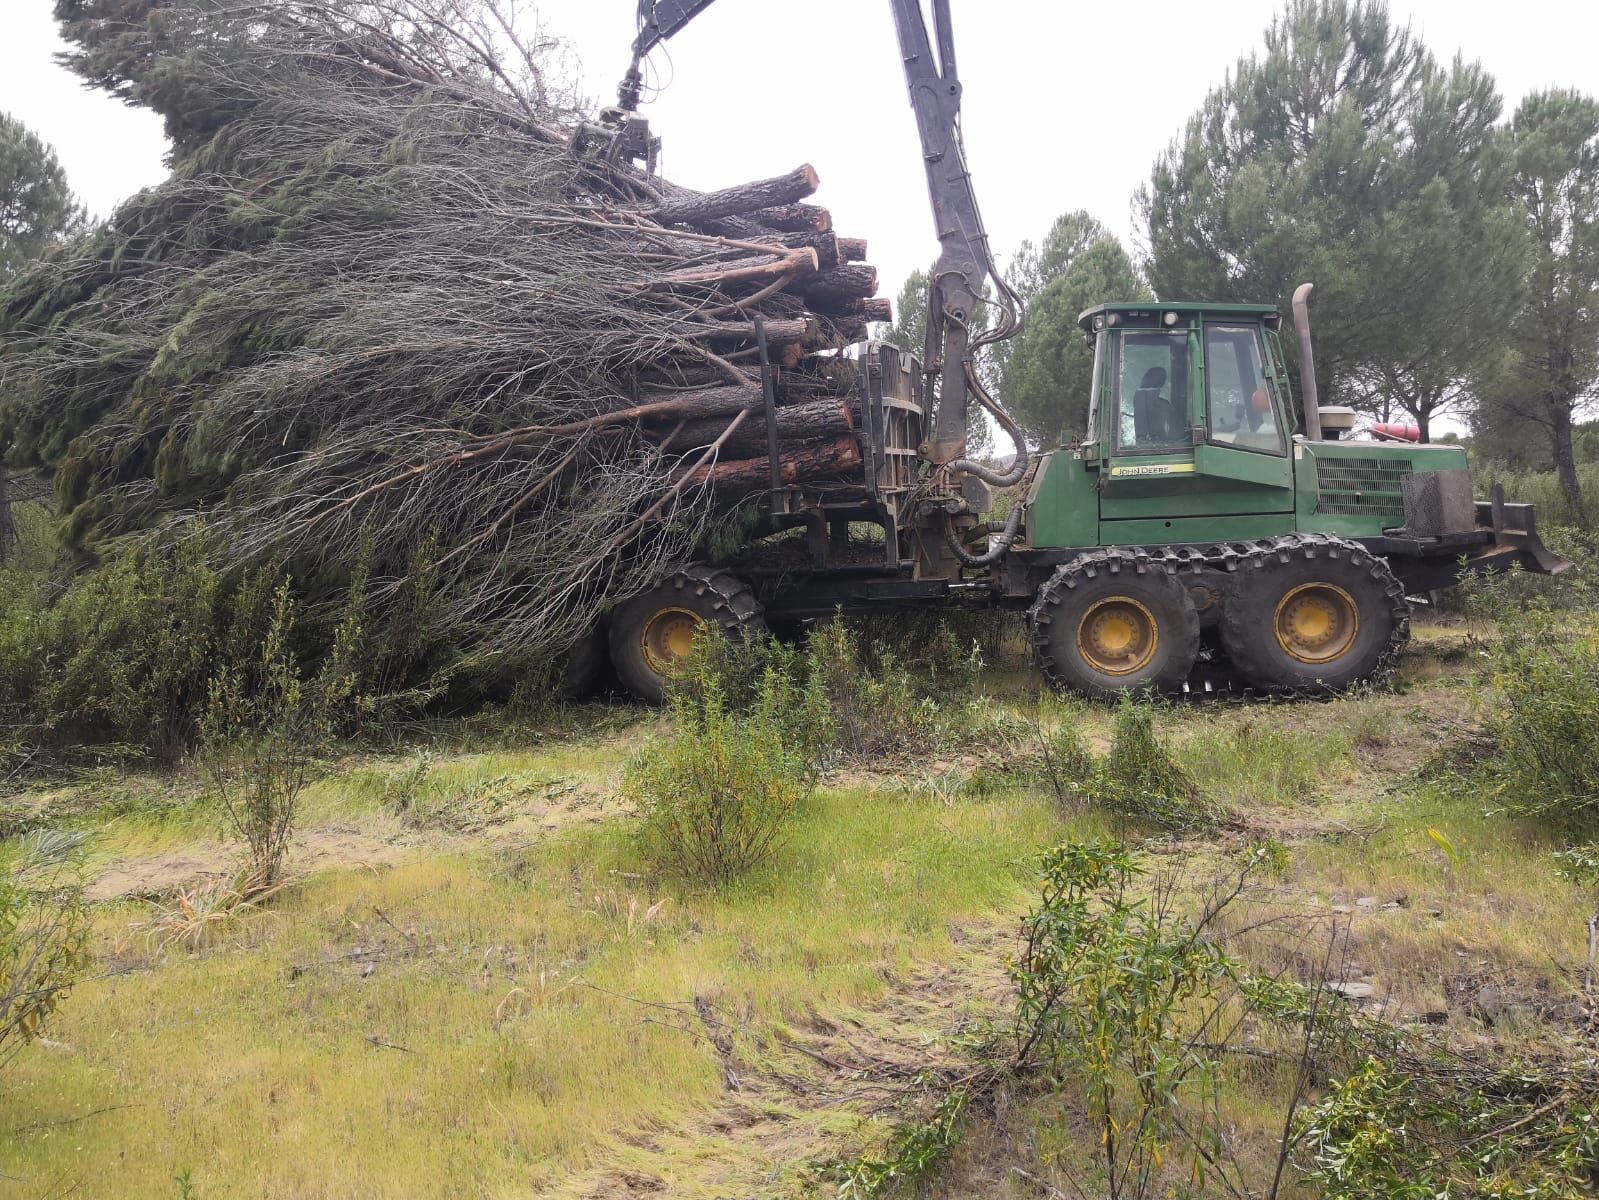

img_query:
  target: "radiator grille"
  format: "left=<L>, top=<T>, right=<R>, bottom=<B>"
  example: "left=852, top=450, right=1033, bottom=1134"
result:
left=1314, top=456, right=1412, bottom=520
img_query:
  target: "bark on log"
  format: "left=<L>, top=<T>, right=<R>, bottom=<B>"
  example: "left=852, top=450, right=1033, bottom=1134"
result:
left=749, top=231, right=840, bottom=271
left=800, top=264, right=879, bottom=309
left=686, top=434, right=863, bottom=490
left=860, top=297, right=892, bottom=323
left=838, top=237, right=868, bottom=262
left=630, top=383, right=763, bottom=419
left=803, top=295, right=895, bottom=322
left=748, top=202, right=833, bottom=233
left=649, top=164, right=819, bottom=227
left=654, top=397, right=854, bottom=455
left=693, top=316, right=814, bottom=345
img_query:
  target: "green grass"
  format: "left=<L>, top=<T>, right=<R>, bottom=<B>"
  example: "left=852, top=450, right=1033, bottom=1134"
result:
left=3, top=619, right=1593, bottom=1198
left=0, top=780, right=1075, bottom=1199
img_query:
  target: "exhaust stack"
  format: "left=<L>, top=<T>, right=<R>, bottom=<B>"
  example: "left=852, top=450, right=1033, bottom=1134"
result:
left=1291, top=282, right=1322, bottom=442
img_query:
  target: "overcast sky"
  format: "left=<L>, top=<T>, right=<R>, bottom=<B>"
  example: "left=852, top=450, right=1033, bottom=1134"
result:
left=3, top=0, right=1597, bottom=315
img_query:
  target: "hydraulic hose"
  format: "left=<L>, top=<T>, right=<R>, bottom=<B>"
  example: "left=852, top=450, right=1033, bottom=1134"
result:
left=944, top=502, right=1023, bottom=567
left=945, top=275, right=1028, bottom=488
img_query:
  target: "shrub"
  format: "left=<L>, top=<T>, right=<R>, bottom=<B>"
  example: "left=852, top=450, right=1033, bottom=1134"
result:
left=199, top=578, right=361, bottom=886
left=804, top=619, right=945, bottom=761
left=1478, top=606, right=1599, bottom=833
left=627, top=640, right=822, bottom=886
left=1009, top=843, right=1244, bottom=1199
left=1097, top=698, right=1216, bottom=831
left=0, top=538, right=228, bottom=762
left=0, top=829, right=89, bottom=1065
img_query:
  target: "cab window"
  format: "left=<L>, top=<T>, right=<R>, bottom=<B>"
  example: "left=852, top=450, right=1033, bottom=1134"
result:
left=1205, top=324, right=1284, bottom=454
left=1113, top=331, right=1189, bottom=454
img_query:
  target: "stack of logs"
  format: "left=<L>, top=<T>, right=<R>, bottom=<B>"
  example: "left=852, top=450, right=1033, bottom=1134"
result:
left=611, top=162, right=893, bottom=498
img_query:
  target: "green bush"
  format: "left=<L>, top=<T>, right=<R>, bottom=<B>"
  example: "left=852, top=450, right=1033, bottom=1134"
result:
left=0, top=829, right=89, bottom=1065
left=1096, top=698, right=1217, bottom=831
left=626, top=639, right=823, bottom=886
left=199, top=578, right=361, bottom=886
left=1478, top=607, right=1599, bottom=833
left=805, top=619, right=946, bottom=761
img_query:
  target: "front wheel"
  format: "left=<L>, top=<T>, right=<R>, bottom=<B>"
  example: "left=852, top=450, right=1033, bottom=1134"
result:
left=1028, top=550, right=1201, bottom=700
left=608, top=566, right=766, bottom=704
left=1219, top=534, right=1409, bottom=693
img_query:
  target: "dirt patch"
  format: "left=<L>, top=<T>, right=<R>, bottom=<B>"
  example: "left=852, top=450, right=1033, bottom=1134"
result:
left=86, top=825, right=415, bottom=901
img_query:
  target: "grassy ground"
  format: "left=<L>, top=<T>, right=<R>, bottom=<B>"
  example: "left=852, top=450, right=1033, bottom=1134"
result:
left=1, top=619, right=1592, bottom=1198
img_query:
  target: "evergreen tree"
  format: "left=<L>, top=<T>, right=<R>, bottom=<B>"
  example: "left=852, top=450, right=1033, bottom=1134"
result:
left=1138, top=0, right=1526, bottom=440
left=0, top=113, right=83, bottom=283
left=0, top=113, right=82, bottom=561
left=1481, top=90, right=1599, bottom=515
left=1009, top=211, right=1114, bottom=306
left=1006, top=239, right=1149, bottom=448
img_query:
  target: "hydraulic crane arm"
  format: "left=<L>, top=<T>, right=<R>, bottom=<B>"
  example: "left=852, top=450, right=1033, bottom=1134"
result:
left=614, top=0, right=1026, bottom=494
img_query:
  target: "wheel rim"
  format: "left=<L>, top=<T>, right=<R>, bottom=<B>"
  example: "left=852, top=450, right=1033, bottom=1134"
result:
left=1274, top=583, right=1359, bottom=664
left=1076, top=596, right=1159, bottom=676
left=640, top=607, right=706, bottom=674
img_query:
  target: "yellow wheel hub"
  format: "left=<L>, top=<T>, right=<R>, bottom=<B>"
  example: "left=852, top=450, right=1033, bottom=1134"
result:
left=1076, top=596, right=1159, bottom=676
left=1275, top=583, right=1359, bottom=664
left=640, top=607, right=706, bottom=674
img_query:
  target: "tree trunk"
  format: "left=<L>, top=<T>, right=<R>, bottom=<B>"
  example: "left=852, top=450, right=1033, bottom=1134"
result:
left=649, top=164, right=819, bottom=227
left=655, top=398, right=854, bottom=455
left=1551, top=402, right=1584, bottom=518
left=684, top=434, right=862, bottom=490
left=800, top=264, right=879, bottom=310
left=747, top=203, right=832, bottom=233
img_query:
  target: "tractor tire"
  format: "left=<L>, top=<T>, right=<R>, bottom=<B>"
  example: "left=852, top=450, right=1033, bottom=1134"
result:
left=1028, top=549, right=1201, bottom=700
left=554, top=622, right=608, bottom=700
left=608, top=566, right=767, bottom=704
left=1218, top=534, right=1409, bottom=694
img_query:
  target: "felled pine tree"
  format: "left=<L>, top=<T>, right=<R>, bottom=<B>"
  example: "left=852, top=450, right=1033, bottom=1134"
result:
left=0, top=0, right=888, bottom=660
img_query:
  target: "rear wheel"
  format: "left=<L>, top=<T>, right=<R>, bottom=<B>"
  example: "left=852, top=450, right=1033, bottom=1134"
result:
left=608, top=566, right=766, bottom=703
left=1028, top=550, right=1201, bottom=699
left=1219, top=534, right=1409, bottom=693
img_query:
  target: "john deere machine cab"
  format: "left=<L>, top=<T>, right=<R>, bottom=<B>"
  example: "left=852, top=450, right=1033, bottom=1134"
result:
left=1013, top=297, right=1568, bottom=698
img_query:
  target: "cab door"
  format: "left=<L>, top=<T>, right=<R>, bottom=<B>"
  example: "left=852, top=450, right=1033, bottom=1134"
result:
left=1096, top=322, right=1293, bottom=545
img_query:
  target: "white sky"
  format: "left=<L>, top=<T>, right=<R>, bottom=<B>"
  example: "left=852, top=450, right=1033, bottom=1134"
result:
left=2, top=0, right=1596, bottom=315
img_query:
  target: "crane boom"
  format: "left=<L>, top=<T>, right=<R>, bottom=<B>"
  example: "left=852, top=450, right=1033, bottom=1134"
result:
left=613, top=0, right=1024, bottom=482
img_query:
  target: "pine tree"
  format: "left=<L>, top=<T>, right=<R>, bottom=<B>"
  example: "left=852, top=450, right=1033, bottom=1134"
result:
left=1005, top=238, right=1148, bottom=448
left=1138, top=0, right=1526, bottom=440
left=1484, top=90, right=1599, bottom=516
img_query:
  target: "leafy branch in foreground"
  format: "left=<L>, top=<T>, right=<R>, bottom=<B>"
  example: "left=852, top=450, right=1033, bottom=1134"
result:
left=0, top=829, right=89, bottom=1065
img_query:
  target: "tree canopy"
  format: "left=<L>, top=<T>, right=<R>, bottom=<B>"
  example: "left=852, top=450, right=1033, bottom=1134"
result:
left=1139, top=0, right=1526, bottom=440
left=1004, top=236, right=1148, bottom=448
left=0, top=113, right=82, bottom=284
left=1474, top=89, right=1599, bottom=514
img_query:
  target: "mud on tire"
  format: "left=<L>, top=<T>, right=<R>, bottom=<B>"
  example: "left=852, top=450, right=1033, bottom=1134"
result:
left=1028, top=549, right=1201, bottom=700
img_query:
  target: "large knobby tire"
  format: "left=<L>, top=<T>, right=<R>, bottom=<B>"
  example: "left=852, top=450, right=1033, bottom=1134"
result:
left=1028, top=550, right=1201, bottom=700
left=608, top=566, right=766, bottom=704
left=1219, top=534, right=1410, bottom=694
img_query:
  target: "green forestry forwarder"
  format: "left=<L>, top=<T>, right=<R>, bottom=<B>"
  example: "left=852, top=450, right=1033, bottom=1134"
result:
left=583, top=0, right=1569, bottom=703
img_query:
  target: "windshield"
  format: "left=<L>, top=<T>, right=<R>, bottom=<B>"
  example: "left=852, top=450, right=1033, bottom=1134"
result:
left=1205, top=324, right=1284, bottom=454
left=1114, top=331, right=1190, bottom=454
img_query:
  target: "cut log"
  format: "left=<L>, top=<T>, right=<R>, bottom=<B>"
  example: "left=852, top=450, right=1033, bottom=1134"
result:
left=860, top=297, right=892, bottom=323
left=748, top=202, right=832, bottom=233
left=629, top=383, right=763, bottom=419
left=801, top=264, right=879, bottom=309
left=838, top=237, right=868, bottom=262
left=655, top=398, right=854, bottom=456
left=686, top=434, right=863, bottom=491
left=692, top=316, right=814, bottom=346
left=803, top=295, right=894, bottom=323
left=749, top=230, right=840, bottom=271
left=649, top=164, right=819, bottom=228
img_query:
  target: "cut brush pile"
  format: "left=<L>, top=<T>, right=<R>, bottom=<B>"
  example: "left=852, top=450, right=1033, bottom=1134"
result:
left=0, top=0, right=890, bottom=659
